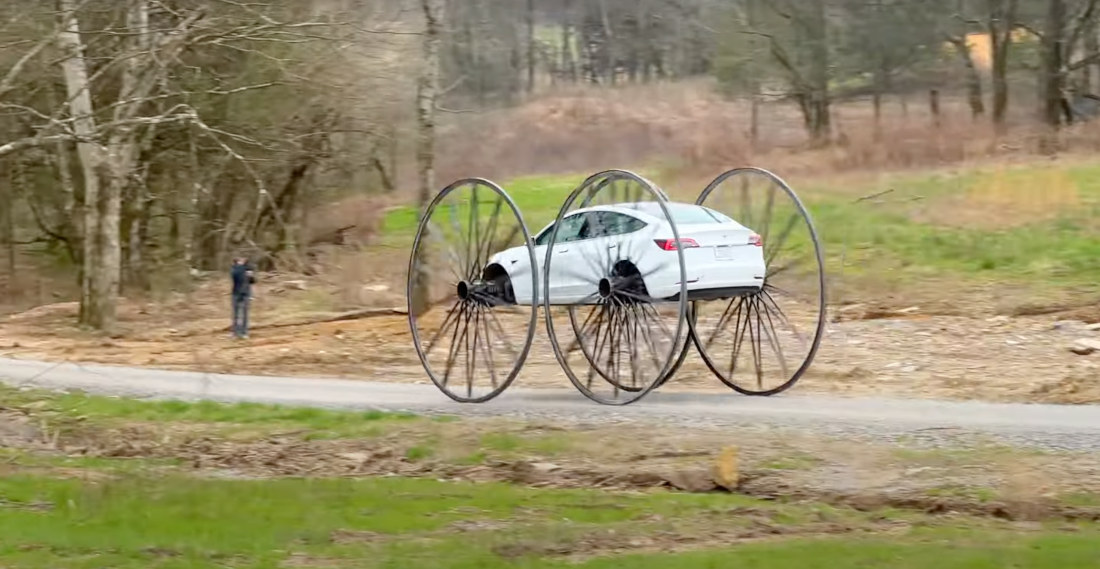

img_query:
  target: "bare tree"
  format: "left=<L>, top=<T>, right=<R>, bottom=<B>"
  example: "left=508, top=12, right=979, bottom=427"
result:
left=411, top=0, right=445, bottom=316
left=56, top=0, right=104, bottom=326
left=987, top=0, right=1019, bottom=131
left=1040, top=0, right=1068, bottom=141
left=943, top=0, right=987, bottom=118
left=527, top=0, right=536, bottom=92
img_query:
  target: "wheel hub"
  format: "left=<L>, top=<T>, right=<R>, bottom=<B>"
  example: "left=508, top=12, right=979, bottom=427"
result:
left=457, top=280, right=501, bottom=305
left=598, top=278, right=613, bottom=299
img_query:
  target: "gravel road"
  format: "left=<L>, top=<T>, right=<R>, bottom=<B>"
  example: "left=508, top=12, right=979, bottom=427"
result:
left=3, top=356, right=1099, bottom=451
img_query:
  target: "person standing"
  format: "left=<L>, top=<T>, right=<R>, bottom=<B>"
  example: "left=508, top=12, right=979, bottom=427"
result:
left=230, top=256, right=255, bottom=339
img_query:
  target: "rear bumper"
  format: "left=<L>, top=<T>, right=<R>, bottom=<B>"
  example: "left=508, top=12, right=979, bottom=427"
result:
left=647, top=258, right=765, bottom=301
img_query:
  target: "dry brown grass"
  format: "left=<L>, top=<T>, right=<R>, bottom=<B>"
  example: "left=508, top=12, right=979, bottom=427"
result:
left=915, top=166, right=1083, bottom=230
left=434, top=80, right=1100, bottom=187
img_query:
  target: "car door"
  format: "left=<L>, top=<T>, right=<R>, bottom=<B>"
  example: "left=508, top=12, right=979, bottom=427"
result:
left=540, top=213, right=591, bottom=304
left=582, top=210, right=648, bottom=270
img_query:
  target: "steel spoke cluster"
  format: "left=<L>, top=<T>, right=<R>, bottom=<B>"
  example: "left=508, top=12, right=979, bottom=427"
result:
left=407, top=178, right=537, bottom=404
left=545, top=170, right=688, bottom=406
left=690, top=167, right=826, bottom=396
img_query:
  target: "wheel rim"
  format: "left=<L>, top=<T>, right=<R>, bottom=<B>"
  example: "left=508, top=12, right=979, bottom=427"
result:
left=690, top=168, right=826, bottom=396
left=407, top=178, right=538, bottom=403
left=544, top=170, right=688, bottom=405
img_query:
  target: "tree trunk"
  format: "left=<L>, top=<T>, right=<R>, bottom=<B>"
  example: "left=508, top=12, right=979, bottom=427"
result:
left=125, top=181, right=150, bottom=292
left=806, top=0, right=831, bottom=144
left=3, top=161, right=15, bottom=292
left=951, top=37, right=987, bottom=118
left=57, top=0, right=105, bottom=327
left=989, top=0, right=1018, bottom=132
left=526, top=0, right=536, bottom=93
left=1040, top=0, right=1067, bottom=127
left=872, top=65, right=886, bottom=134
left=45, top=83, right=80, bottom=261
left=561, top=0, right=576, bottom=82
left=412, top=0, right=445, bottom=317
left=930, top=89, right=942, bottom=128
left=597, top=0, right=615, bottom=84
left=745, top=0, right=762, bottom=148
left=1039, top=0, right=1067, bottom=153
left=1084, top=15, right=1099, bottom=92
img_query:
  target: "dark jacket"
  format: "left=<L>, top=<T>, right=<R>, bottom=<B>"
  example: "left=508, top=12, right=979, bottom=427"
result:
left=231, top=263, right=255, bottom=297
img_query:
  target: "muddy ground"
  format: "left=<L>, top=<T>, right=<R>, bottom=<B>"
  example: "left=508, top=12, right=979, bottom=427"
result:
left=1, top=274, right=1098, bottom=404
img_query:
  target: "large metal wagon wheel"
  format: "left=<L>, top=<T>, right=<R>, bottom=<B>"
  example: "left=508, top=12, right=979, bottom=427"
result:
left=407, top=178, right=538, bottom=403
left=690, top=167, right=826, bottom=396
left=544, top=170, right=690, bottom=405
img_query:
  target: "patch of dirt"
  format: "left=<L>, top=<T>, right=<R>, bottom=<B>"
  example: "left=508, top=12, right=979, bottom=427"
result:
left=491, top=515, right=892, bottom=563
left=3, top=255, right=1100, bottom=409
left=0, top=410, right=43, bottom=448
left=4, top=285, right=1100, bottom=404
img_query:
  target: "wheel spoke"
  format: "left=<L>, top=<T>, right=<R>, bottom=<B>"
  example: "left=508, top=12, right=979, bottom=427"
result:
left=739, top=174, right=752, bottom=228
left=586, top=302, right=613, bottom=390
left=483, top=307, right=520, bottom=359
left=728, top=295, right=751, bottom=379
left=477, top=306, right=499, bottom=389
left=442, top=302, right=471, bottom=388
left=424, top=300, right=463, bottom=355
left=759, top=183, right=776, bottom=245
left=761, top=288, right=808, bottom=352
left=424, top=221, right=466, bottom=284
left=765, top=212, right=801, bottom=268
left=479, top=194, right=504, bottom=271
left=757, top=294, right=791, bottom=381
left=703, top=297, right=742, bottom=350
left=632, top=303, right=666, bottom=373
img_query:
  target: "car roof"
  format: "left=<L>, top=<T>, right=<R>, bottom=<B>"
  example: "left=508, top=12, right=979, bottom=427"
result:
left=574, top=201, right=735, bottom=224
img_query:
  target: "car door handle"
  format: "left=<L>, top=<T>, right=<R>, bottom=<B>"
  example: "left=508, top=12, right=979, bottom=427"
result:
left=556, top=248, right=569, bottom=254
left=607, top=244, right=618, bottom=249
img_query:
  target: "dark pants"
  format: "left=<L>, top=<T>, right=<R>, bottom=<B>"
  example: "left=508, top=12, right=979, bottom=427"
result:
left=232, top=293, right=251, bottom=338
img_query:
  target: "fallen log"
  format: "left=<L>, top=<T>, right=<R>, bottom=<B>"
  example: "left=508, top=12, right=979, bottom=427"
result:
left=196, top=307, right=406, bottom=337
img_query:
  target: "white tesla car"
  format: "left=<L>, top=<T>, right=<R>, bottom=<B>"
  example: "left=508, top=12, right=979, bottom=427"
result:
left=487, top=202, right=766, bottom=305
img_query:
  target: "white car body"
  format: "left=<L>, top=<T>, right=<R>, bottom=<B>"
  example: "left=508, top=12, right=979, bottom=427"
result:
left=488, top=202, right=766, bottom=305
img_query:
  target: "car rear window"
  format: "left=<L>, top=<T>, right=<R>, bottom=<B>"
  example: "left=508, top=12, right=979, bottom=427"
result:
left=667, top=204, right=731, bottom=224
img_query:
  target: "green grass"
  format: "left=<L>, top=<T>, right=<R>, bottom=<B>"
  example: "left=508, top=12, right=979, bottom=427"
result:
left=4, top=386, right=419, bottom=439
left=1, top=472, right=1098, bottom=569
left=387, top=163, right=1100, bottom=293
left=1058, top=491, right=1100, bottom=509
left=383, top=174, right=581, bottom=242
left=4, top=388, right=1100, bottom=567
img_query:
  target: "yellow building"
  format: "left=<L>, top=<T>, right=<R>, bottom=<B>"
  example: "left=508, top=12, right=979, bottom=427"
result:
left=960, top=30, right=1034, bottom=70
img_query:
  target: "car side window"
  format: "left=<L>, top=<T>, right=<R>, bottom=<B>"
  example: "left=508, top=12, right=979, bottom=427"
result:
left=535, top=214, right=588, bottom=246
left=588, top=211, right=646, bottom=238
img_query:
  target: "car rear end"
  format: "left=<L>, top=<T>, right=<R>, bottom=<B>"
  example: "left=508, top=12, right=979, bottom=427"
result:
left=635, top=204, right=766, bottom=301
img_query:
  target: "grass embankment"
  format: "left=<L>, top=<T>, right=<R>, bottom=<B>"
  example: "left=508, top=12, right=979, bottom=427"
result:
left=382, top=162, right=1100, bottom=303
left=1, top=387, right=1099, bottom=568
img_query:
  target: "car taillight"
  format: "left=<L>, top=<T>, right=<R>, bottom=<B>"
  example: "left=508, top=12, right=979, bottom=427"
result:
left=653, top=238, right=700, bottom=251
left=748, top=233, right=762, bottom=247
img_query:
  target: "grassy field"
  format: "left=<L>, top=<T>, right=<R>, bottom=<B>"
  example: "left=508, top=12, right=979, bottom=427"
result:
left=2, top=388, right=1100, bottom=568
left=382, top=162, right=1100, bottom=299
left=3, top=472, right=1100, bottom=569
